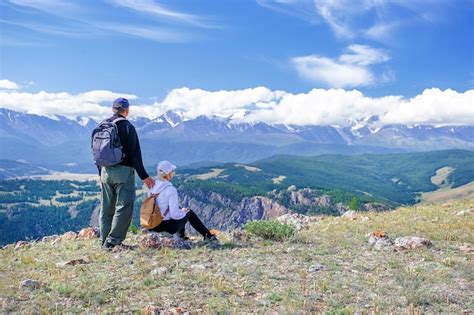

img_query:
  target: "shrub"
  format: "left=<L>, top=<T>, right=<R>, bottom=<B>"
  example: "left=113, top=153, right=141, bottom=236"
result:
left=244, top=220, right=296, bottom=241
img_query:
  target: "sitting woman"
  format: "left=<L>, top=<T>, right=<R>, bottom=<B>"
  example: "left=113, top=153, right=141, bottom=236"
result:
left=148, top=160, right=217, bottom=241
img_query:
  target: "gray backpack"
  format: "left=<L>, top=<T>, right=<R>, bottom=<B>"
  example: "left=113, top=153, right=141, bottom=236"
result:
left=91, top=117, right=126, bottom=166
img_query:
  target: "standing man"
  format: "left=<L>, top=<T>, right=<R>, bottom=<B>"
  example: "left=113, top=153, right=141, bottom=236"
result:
left=94, top=98, right=154, bottom=249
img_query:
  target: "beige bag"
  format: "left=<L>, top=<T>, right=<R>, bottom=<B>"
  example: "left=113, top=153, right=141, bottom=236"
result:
left=140, top=194, right=170, bottom=229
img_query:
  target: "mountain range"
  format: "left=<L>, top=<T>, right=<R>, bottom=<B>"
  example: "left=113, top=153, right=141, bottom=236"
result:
left=1, top=108, right=473, bottom=172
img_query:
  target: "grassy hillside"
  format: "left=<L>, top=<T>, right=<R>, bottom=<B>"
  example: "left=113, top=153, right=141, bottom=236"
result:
left=1, top=200, right=472, bottom=313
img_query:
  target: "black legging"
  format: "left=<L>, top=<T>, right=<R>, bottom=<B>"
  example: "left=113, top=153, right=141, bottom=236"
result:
left=149, top=210, right=211, bottom=238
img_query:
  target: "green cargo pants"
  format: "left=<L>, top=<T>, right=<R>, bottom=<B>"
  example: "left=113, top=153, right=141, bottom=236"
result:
left=100, top=165, right=136, bottom=246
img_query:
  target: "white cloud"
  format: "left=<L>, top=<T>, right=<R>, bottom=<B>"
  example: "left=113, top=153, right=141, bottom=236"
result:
left=258, top=0, right=448, bottom=41
left=0, top=79, right=20, bottom=90
left=0, top=90, right=137, bottom=121
left=98, top=23, right=195, bottom=43
left=4, top=0, right=206, bottom=43
left=339, top=45, right=390, bottom=66
left=292, top=55, right=374, bottom=88
left=0, top=83, right=472, bottom=127
left=110, top=0, right=215, bottom=29
left=292, top=44, right=390, bottom=88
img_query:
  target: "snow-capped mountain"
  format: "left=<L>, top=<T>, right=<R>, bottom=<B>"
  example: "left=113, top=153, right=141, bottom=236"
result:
left=1, top=108, right=473, bottom=170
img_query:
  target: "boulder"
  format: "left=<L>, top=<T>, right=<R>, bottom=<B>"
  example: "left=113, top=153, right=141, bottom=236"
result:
left=276, top=213, right=319, bottom=230
left=77, top=227, right=100, bottom=240
left=394, top=236, right=432, bottom=249
left=14, top=241, right=29, bottom=250
left=362, top=203, right=391, bottom=212
left=342, top=210, right=358, bottom=220
left=367, top=230, right=393, bottom=250
left=141, top=232, right=193, bottom=250
left=19, top=279, right=41, bottom=291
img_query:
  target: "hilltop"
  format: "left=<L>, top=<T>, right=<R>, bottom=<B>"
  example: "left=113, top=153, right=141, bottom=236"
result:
left=1, top=200, right=472, bottom=313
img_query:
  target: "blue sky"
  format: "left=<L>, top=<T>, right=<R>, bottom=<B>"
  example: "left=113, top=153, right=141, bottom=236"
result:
left=0, top=0, right=473, bottom=126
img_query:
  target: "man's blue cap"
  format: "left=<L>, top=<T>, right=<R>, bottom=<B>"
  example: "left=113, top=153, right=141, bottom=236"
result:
left=113, top=98, right=130, bottom=109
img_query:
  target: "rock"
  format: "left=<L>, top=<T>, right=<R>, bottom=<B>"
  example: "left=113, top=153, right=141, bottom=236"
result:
left=20, top=279, right=41, bottom=291
left=367, top=230, right=393, bottom=250
left=143, top=305, right=160, bottom=315
left=140, top=232, right=193, bottom=250
left=41, top=235, right=59, bottom=243
left=456, top=208, right=473, bottom=216
left=190, top=264, right=206, bottom=271
left=394, top=236, right=432, bottom=249
left=14, top=241, right=29, bottom=250
left=308, top=263, right=325, bottom=273
left=56, top=258, right=89, bottom=268
left=336, top=203, right=349, bottom=214
left=459, top=243, right=474, bottom=252
left=77, top=227, right=99, bottom=240
left=362, top=203, right=391, bottom=212
left=342, top=210, right=358, bottom=220
left=361, top=216, right=370, bottom=222
left=276, top=213, right=320, bottom=230
left=315, top=195, right=332, bottom=207
left=60, top=231, right=78, bottom=241
left=151, top=267, right=168, bottom=276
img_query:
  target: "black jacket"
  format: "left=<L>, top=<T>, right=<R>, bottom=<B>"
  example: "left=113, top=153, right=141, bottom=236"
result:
left=98, top=113, right=149, bottom=180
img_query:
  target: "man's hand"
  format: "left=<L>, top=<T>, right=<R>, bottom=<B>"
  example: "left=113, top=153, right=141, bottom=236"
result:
left=182, top=207, right=190, bottom=213
left=144, top=177, right=155, bottom=189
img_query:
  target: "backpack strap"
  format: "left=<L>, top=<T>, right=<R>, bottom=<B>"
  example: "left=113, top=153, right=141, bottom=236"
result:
left=111, top=117, right=126, bottom=124
left=150, top=192, right=170, bottom=217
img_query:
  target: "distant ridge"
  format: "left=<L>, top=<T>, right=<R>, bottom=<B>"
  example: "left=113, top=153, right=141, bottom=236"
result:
left=1, top=108, right=473, bottom=170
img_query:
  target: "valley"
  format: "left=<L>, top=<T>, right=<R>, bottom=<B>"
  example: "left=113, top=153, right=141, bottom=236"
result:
left=1, top=149, right=473, bottom=245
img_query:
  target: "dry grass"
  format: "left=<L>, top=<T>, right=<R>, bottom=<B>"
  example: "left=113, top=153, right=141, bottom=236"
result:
left=420, top=181, right=474, bottom=204
left=271, top=175, right=286, bottom=184
left=192, top=168, right=225, bottom=180
left=0, top=200, right=473, bottom=313
left=430, top=166, right=454, bottom=186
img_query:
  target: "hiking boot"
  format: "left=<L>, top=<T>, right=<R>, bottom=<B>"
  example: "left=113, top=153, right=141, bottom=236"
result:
left=102, top=241, right=116, bottom=251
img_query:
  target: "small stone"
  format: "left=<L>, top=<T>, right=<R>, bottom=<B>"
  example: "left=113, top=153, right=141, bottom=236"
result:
left=56, top=258, right=89, bottom=268
left=456, top=208, right=473, bottom=216
left=308, top=263, right=325, bottom=272
left=143, top=305, right=160, bottom=315
left=41, top=235, right=59, bottom=243
left=341, top=210, right=357, bottom=220
left=190, top=264, right=206, bottom=271
left=20, top=279, right=41, bottom=291
left=394, top=236, right=432, bottom=249
left=459, top=243, right=474, bottom=252
left=361, top=216, right=370, bottom=222
left=151, top=267, right=168, bottom=275
left=77, top=227, right=99, bottom=240
left=14, top=241, right=29, bottom=250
